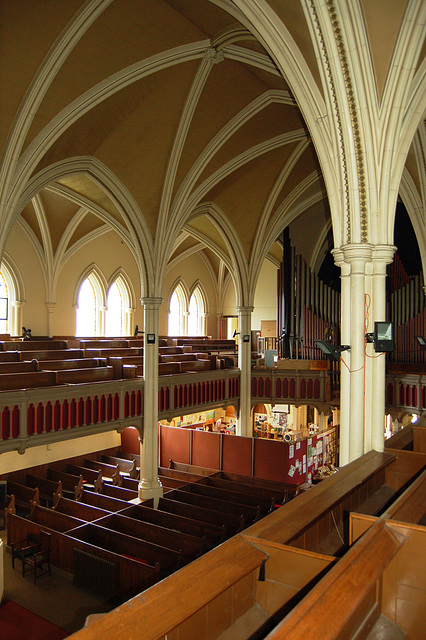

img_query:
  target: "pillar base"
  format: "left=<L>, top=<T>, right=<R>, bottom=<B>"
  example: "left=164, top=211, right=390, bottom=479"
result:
left=138, top=480, right=163, bottom=507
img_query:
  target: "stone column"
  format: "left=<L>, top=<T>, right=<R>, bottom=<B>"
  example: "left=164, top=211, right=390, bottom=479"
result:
left=139, top=297, right=163, bottom=504
left=98, top=306, right=107, bottom=337
left=127, top=307, right=136, bottom=337
left=45, top=302, right=56, bottom=338
left=236, top=306, right=253, bottom=437
left=370, top=245, right=396, bottom=451
left=342, top=244, right=373, bottom=462
left=11, top=301, right=24, bottom=337
left=332, top=249, right=351, bottom=465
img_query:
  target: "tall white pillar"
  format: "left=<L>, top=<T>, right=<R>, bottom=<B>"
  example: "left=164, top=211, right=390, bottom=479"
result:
left=11, top=301, right=24, bottom=337
left=236, top=306, right=253, bottom=437
left=332, top=249, right=351, bottom=465
left=342, top=245, right=372, bottom=462
left=139, top=297, right=163, bottom=504
left=370, top=245, right=396, bottom=451
left=45, top=302, right=55, bottom=338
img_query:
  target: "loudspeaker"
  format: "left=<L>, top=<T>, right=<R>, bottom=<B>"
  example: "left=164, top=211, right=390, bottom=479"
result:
left=284, top=433, right=292, bottom=443
left=0, top=480, right=7, bottom=504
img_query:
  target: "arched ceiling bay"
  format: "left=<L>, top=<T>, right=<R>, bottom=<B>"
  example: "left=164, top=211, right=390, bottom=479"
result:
left=2, top=0, right=424, bottom=295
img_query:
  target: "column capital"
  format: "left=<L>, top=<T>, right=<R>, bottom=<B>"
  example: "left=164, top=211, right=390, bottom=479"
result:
left=45, top=302, right=56, bottom=310
left=141, top=297, right=163, bottom=309
left=371, top=244, right=396, bottom=265
left=340, top=243, right=373, bottom=267
left=236, top=306, right=254, bottom=315
left=12, top=300, right=25, bottom=308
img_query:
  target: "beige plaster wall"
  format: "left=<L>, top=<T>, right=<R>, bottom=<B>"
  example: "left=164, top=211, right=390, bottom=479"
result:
left=160, top=252, right=219, bottom=336
left=4, top=224, right=47, bottom=335
left=53, top=231, right=143, bottom=336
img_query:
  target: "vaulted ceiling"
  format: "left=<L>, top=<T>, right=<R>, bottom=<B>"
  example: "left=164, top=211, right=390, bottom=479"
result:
left=1, top=0, right=424, bottom=298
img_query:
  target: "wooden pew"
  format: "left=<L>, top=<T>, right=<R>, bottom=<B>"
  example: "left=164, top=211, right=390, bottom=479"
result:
left=6, top=481, right=40, bottom=517
left=99, top=482, right=138, bottom=502
left=83, top=459, right=123, bottom=485
left=68, top=523, right=182, bottom=578
left=55, top=366, right=114, bottom=384
left=25, top=474, right=62, bottom=506
left=197, top=475, right=289, bottom=506
left=214, top=470, right=300, bottom=501
left=158, top=466, right=207, bottom=484
left=120, top=504, right=226, bottom=547
left=47, top=469, right=84, bottom=500
left=0, top=360, right=39, bottom=373
left=182, top=481, right=274, bottom=516
left=38, top=357, right=107, bottom=371
left=53, top=495, right=110, bottom=522
left=28, top=503, right=86, bottom=533
left=78, top=488, right=134, bottom=512
left=265, top=518, right=408, bottom=640
left=18, top=349, right=85, bottom=361
left=381, top=468, right=426, bottom=525
left=1, top=339, right=67, bottom=351
left=158, top=496, right=245, bottom=536
left=0, top=370, right=57, bottom=390
left=95, top=513, right=206, bottom=564
left=164, top=488, right=262, bottom=524
left=67, top=465, right=103, bottom=491
left=0, top=351, right=21, bottom=362
left=246, top=450, right=397, bottom=555
left=101, top=455, right=139, bottom=478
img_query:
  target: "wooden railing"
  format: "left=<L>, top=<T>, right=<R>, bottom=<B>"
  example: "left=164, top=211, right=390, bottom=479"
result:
left=251, top=367, right=329, bottom=404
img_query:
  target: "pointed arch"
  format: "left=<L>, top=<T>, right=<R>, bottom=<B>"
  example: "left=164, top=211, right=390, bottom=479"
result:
left=0, top=253, right=25, bottom=336
left=74, top=264, right=107, bottom=337
left=106, top=268, right=137, bottom=337
left=168, top=278, right=190, bottom=337
left=188, top=280, right=208, bottom=336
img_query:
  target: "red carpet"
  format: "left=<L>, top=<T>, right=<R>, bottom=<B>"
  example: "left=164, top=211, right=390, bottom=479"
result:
left=0, top=599, right=68, bottom=640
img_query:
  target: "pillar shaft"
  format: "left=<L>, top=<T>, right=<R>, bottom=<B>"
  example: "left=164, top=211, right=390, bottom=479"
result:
left=139, top=297, right=163, bottom=503
left=370, top=246, right=396, bottom=451
left=236, top=306, right=253, bottom=437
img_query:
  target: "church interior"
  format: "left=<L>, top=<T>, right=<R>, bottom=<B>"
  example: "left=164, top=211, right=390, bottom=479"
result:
left=0, top=1, right=425, bottom=638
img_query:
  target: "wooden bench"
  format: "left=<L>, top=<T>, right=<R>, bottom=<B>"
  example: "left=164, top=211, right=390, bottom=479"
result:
left=381, top=468, right=426, bottom=525
left=183, top=481, right=275, bottom=516
left=0, top=360, right=39, bottom=373
left=67, top=465, right=103, bottom=492
left=78, top=488, right=134, bottom=512
left=101, top=455, right=139, bottom=478
left=38, top=357, right=107, bottom=370
left=158, top=496, right=245, bottom=536
left=100, top=482, right=139, bottom=502
left=25, top=474, right=62, bottom=506
left=246, top=450, right=397, bottom=556
left=0, top=370, right=58, bottom=390
left=27, top=503, right=86, bottom=533
left=18, top=349, right=85, bottom=361
left=95, top=513, right=206, bottom=564
left=55, top=366, right=114, bottom=384
left=265, top=518, right=407, bottom=640
left=83, top=459, right=122, bottom=485
left=1, top=340, right=67, bottom=351
left=53, top=495, right=110, bottom=522
left=47, top=469, right=84, bottom=500
left=120, top=504, right=226, bottom=547
left=6, top=481, right=40, bottom=518
left=68, top=523, right=182, bottom=578
left=164, top=488, right=262, bottom=524
left=197, top=475, right=290, bottom=506
left=0, top=351, right=21, bottom=362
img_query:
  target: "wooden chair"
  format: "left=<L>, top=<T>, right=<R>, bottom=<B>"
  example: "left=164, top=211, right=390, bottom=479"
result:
left=22, top=531, right=51, bottom=583
left=11, top=531, right=40, bottom=574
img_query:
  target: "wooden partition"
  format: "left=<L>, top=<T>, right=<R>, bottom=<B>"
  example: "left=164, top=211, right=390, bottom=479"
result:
left=159, top=425, right=339, bottom=485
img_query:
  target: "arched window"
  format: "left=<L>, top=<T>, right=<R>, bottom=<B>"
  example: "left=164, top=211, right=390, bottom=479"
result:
left=76, top=278, right=97, bottom=336
left=169, top=290, right=182, bottom=336
left=0, top=260, right=20, bottom=336
left=0, top=272, right=8, bottom=334
left=168, top=282, right=188, bottom=336
left=105, top=274, right=132, bottom=336
left=188, top=285, right=206, bottom=336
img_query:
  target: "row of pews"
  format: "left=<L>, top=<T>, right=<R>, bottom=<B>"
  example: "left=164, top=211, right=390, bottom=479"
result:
left=0, top=336, right=237, bottom=390
left=4, top=451, right=298, bottom=601
left=63, top=447, right=426, bottom=640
